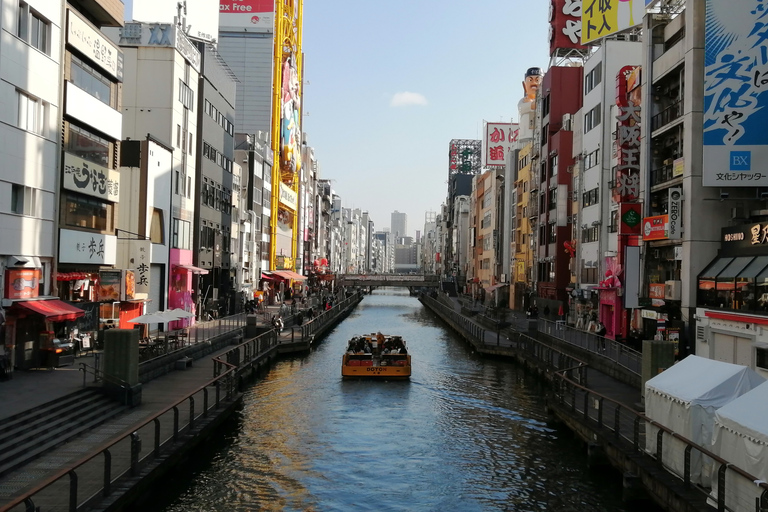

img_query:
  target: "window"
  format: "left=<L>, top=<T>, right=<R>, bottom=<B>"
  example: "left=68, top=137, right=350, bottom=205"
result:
left=584, top=65, right=602, bottom=94
left=758, top=347, right=768, bottom=370
left=172, top=218, right=191, bottom=249
left=582, top=187, right=600, bottom=207
left=17, top=2, right=49, bottom=54
left=11, top=184, right=37, bottom=216
left=548, top=188, right=557, bottom=210
left=584, top=149, right=600, bottom=169
left=177, top=125, right=181, bottom=148
left=254, top=187, right=262, bottom=205
left=188, top=133, right=193, bottom=154
left=70, top=56, right=112, bottom=105
left=150, top=208, right=164, bottom=243
left=483, top=237, right=491, bottom=251
left=64, top=194, right=109, bottom=230
left=581, top=226, right=600, bottom=243
left=17, top=90, right=44, bottom=135
left=608, top=210, right=619, bottom=233
left=584, top=104, right=602, bottom=132
left=178, top=79, right=194, bottom=110
left=549, top=222, right=557, bottom=244
left=66, top=123, right=111, bottom=168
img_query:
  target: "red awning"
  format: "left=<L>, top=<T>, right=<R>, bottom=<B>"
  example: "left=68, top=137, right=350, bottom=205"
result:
left=271, top=270, right=307, bottom=281
left=174, top=264, right=209, bottom=275
left=15, top=299, right=85, bottom=322
left=56, top=272, right=95, bottom=281
left=260, top=273, right=276, bottom=281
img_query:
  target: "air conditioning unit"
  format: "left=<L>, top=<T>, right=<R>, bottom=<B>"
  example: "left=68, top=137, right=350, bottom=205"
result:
left=665, top=280, right=681, bottom=300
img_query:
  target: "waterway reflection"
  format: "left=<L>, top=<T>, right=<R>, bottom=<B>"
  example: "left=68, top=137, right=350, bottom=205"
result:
left=145, top=289, right=661, bottom=512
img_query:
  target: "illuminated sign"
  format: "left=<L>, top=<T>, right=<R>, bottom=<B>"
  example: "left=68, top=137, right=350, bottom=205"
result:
left=668, top=188, right=682, bottom=240
left=63, top=153, right=120, bottom=202
left=4, top=269, right=41, bottom=300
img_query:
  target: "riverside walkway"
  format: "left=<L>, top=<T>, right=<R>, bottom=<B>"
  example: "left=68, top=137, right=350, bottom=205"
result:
left=0, top=292, right=361, bottom=512
left=420, top=293, right=768, bottom=512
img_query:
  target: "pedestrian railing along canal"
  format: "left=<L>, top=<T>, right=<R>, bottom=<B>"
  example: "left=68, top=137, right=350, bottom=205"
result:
left=538, top=318, right=641, bottom=376
left=0, top=331, right=280, bottom=512
left=420, top=295, right=487, bottom=343
left=553, top=367, right=768, bottom=512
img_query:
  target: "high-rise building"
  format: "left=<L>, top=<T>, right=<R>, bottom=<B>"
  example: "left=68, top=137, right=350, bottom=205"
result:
left=391, top=211, right=407, bottom=241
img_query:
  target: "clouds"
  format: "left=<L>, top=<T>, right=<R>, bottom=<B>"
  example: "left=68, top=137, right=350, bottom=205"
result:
left=390, top=91, right=428, bottom=107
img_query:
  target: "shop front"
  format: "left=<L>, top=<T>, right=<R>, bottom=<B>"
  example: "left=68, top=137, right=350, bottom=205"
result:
left=169, top=249, right=206, bottom=324
left=695, top=223, right=768, bottom=375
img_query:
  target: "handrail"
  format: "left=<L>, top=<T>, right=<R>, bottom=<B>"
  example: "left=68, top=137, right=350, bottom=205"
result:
left=78, top=362, right=130, bottom=389
left=552, top=366, right=768, bottom=510
left=1, top=354, right=240, bottom=512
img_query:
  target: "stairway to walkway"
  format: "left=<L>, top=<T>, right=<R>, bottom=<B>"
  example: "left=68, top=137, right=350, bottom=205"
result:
left=0, top=388, right=127, bottom=478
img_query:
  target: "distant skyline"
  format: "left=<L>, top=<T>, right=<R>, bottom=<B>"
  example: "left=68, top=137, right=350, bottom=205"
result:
left=122, top=0, right=551, bottom=237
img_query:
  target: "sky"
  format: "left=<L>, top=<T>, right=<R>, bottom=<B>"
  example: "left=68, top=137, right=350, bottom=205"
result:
left=123, top=0, right=551, bottom=237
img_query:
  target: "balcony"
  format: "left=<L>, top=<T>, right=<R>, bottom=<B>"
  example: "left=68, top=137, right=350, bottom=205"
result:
left=651, top=100, right=684, bottom=132
left=651, top=163, right=677, bottom=187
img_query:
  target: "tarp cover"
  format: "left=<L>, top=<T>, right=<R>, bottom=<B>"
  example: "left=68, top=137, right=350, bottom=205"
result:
left=709, top=380, right=768, bottom=511
left=645, top=355, right=765, bottom=486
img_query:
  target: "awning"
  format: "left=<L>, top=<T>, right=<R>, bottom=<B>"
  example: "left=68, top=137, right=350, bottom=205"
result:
left=271, top=270, right=307, bottom=281
left=15, top=299, right=85, bottom=322
left=484, top=283, right=509, bottom=293
left=174, top=264, right=209, bottom=275
left=56, top=272, right=96, bottom=281
left=260, top=273, right=277, bottom=281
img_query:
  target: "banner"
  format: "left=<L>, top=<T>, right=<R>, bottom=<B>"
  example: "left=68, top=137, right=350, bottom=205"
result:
left=220, top=0, right=274, bottom=30
left=703, top=1, right=768, bottom=186
left=642, top=215, right=669, bottom=241
left=582, top=0, right=644, bottom=44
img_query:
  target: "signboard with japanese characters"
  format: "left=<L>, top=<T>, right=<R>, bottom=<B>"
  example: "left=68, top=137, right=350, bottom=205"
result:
left=642, top=215, right=669, bottom=241
left=63, top=153, right=119, bottom=202
left=549, top=0, right=586, bottom=57
left=279, top=182, right=298, bottom=211
left=703, top=1, right=768, bottom=186
left=720, top=224, right=768, bottom=256
left=619, top=203, right=642, bottom=234
left=582, top=0, right=645, bottom=44
left=59, top=229, right=117, bottom=265
left=615, top=66, right=641, bottom=203
left=133, top=0, right=220, bottom=43
left=4, top=269, right=41, bottom=300
left=67, top=9, right=123, bottom=80
left=117, top=23, right=201, bottom=72
left=128, top=240, right=151, bottom=298
left=482, top=122, right=519, bottom=168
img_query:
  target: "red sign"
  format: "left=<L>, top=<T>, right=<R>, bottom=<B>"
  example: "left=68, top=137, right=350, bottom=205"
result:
left=642, top=215, right=669, bottom=241
left=5, top=269, right=41, bottom=300
left=549, top=0, right=587, bottom=57
left=649, top=283, right=665, bottom=299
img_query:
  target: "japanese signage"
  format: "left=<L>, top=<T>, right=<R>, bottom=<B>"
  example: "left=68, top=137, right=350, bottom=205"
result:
left=4, top=269, right=41, bottom=300
left=649, top=283, right=665, bottom=299
left=483, top=122, right=519, bottom=167
left=549, top=0, right=586, bottom=56
left=275, top=255, right=293, bottom=270
left=620, top=203, right=642, bottom=234
left=133, top=0, right=220, bottom=43
left=721, top=224, right=768, bottom=256
left=703, top=1, right=768, bottom=186
left=220, top=0, right=274, bottom=30
left=668, top=188, right=682, bottom=240
left=448, top=140, right=481, bottom=175
left=280, top=55, right=302, bottom=175
left=582, top=0, right=645, bottom=44
left=615, top=66, right=641, bottom=203
left=642, top=215, right=669, bottom=241
left=67, top=9, right=122, bottom=80
left=128, top=240, right=151, bottom=298
left=279, top=182, right=298, bottom=211
left=118, top=23, right=201, bottom=72
left=63, top=153, right=120, bottom=202
left=59, top=229, right=117, bottom=265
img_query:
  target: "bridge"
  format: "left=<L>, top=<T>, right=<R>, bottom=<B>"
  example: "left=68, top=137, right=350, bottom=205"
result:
left=338, top=274, right=440, bottom=288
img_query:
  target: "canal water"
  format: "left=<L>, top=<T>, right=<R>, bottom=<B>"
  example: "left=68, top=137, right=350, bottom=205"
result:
left=144, top=290, right=661, bottom=512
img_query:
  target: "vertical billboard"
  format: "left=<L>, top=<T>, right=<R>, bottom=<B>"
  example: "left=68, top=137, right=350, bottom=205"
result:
left=703, top=1, right=768, bottom=186
left=582, top=0, right=644, bottom=44
left=280, top=55, right=302, bottom=174
left=615, top=66, right=641, bottom=203
left=483, top=122, right=519, bottom=167
left=132, top=0, right=220, bottom=42
left=550, top=0, right=587, bottom=56
left=220, top=0, right=274, bottom=31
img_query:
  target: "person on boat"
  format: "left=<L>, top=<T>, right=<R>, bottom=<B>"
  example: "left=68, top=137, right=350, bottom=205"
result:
left=399, top=345, right=407, bottom=355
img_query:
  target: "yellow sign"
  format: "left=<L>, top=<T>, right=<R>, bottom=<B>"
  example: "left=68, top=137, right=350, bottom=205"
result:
left=582, top=0, right=644, bottom=44
left=275, top=255, right=294, bottom=270
left=673, top=157, right=684, bottom=178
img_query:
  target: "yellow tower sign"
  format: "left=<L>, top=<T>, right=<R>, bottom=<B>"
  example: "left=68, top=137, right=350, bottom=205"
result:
left=270, top=0, right=303, bottom=271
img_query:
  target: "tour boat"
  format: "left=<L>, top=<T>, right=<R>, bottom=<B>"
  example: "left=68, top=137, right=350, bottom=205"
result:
left=341, top=333, right=411, bottom=379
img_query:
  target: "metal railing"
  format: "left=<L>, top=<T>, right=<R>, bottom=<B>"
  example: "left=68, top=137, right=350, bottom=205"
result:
left=553, top=368, right=768, bottom=512
left=299, top=292, right=362, bottom=341
left=651, top=99, right=684, bottom=132
left=1, top=354, right=242, bottom=512
left=421, top=295, right=486, bottom=343
left=537, top=318, right=641, bottom=375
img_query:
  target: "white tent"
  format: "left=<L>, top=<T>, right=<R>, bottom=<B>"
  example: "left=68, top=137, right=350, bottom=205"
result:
left=645, top=355, right=765, bottom=486
left=709, top=380, right=768, bottom=511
